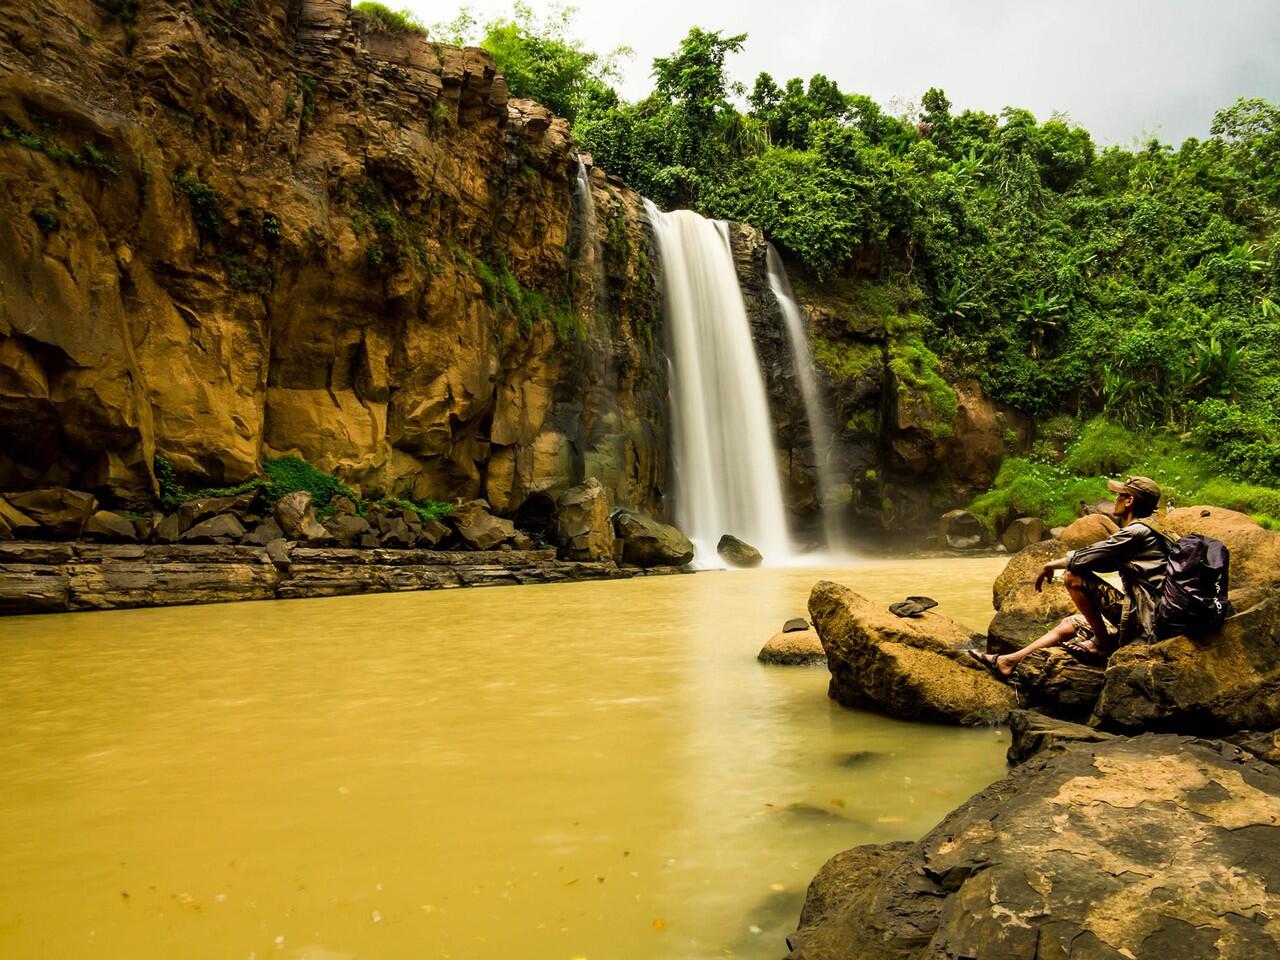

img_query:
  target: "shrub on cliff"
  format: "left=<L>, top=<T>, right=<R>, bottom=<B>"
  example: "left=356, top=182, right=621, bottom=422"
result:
left=352, top=3, right=424, bottom=35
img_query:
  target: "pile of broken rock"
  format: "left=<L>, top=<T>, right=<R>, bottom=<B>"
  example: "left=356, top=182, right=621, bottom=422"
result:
left=789, top=504, right=1280, bottom=959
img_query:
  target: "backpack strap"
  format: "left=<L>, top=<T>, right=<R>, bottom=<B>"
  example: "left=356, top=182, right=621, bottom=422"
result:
left=1135, top=518, right=1178, bottom=545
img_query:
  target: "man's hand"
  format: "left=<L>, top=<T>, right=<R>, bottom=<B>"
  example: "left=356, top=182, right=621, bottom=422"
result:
left=1034, top=564, right=1055, bottom=592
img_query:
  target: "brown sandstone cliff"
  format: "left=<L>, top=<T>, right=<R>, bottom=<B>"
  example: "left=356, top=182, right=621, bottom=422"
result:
left=0, top=0, right=666, bottom=521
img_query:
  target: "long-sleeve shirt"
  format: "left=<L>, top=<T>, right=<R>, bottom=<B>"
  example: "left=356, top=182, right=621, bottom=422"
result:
left=1066, top=520, right=1172, bottom=645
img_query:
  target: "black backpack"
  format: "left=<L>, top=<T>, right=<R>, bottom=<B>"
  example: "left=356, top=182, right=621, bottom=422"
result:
left=1146, top=524, right=1231, bottom=637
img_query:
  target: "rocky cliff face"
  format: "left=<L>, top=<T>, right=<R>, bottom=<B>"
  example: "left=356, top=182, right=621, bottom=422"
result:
left=0, top=0, right=666, bottom=520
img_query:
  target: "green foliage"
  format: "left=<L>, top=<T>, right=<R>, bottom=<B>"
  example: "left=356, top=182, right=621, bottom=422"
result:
left=469, top=250, right=581, bottom=341
left=1, top=122, right=120, bottom=178
left=299, top=76, right=318, bottom=128
left=378, top=496, right=453, bottom=523
left=155, top=454, right=455, bottom=527
left=352, top=2, right=425, bottom=35
left=352, top=180, right=429, bottom=271
left=262, top=212, right=281, bottom=243
left=219, top=251, right=274, bottom=292
left=261, top=456, right=359, bottom=510
left=437, top=3, right=628, bottom=123
left=30, top=207, right=60, bottom=234
left=887, top=323, right=957, bottom=438
left=812, top=335, right=879, bottom=382
left=173, top=169, right=223, bottom=240
left=968, top=418, right=1280, bottom=532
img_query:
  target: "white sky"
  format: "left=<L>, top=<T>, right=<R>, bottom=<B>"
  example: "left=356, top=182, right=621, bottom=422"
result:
left=403, top=0, right=1280, bottom=146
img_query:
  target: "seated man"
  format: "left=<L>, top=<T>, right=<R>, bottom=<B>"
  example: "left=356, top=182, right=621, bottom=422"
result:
left=969, top=476, right=1170, bottom=680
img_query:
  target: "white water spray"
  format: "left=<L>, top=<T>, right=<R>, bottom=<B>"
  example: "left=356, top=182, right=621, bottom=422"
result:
left=644, top=200, right=792, bottom=565
left=766, top=244, right=844, bottom=548
left=572, top=158, right=606, bottom=313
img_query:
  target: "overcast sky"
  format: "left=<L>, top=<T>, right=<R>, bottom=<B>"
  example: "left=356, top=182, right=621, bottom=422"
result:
left=404, top=0, right=1280, bottom=146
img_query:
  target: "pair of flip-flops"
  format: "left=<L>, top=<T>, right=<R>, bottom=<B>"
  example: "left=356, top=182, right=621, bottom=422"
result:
left=966, top=648, right=1015, bottom=685
left=889, top=596, right=939, bottom=618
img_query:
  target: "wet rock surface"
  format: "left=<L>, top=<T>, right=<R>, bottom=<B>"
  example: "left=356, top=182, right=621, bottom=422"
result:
left=717, top=534, right=763, bottom=568
left=787, top=733, right=1280, bottom=960
left=809, top=580, right=1016, bottom=724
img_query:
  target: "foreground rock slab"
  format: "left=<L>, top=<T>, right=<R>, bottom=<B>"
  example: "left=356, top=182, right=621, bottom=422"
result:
left=809, top=580, right=1016, bottom=725
left=788, top=733, right=1280, bottom=960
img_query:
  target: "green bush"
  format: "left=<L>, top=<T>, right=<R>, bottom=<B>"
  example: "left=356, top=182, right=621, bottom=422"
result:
left=173, top=169, right=223, bottom=240
left=261, top=456, right=359, bottom=512
left=352, top=2, right=425, bottom=35
left=378, top=497, right=453, bottom=524
left=967, top=417, right=1280, bottom=532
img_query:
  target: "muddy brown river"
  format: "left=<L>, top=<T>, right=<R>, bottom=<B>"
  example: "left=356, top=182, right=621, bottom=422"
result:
left=0, top=557, right=1010, bottom=959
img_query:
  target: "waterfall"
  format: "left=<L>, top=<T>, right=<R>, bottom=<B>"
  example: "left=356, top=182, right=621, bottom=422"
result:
left=766, top=245, right=844, bottom=548
left=644, top=200, right=792, bottom=565
left=571, top=158, right=606, bottom=314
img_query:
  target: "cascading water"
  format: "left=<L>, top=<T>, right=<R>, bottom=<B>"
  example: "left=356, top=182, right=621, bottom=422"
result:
left=644, top=200, right=792, bottom=565
left=571, top=158, right=606, bottom=313
left=766, top=244, right=844, bottom=548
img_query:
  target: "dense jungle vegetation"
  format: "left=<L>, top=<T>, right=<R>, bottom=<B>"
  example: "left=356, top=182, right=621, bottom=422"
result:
left=431, top=4, right=1280, bottom=523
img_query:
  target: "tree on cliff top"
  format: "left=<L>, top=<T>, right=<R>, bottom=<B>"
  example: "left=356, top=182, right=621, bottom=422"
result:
left=433, top=3, right=629, bottom=122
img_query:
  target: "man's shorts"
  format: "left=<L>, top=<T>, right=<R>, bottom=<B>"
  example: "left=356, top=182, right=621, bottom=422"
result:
left=1068, top=572, right=1124, bottom=644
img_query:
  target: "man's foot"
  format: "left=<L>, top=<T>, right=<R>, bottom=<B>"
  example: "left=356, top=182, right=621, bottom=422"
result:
left=1062, top=638, right=1109, bottom=667
left=966, top=649, right=1016, bottom=683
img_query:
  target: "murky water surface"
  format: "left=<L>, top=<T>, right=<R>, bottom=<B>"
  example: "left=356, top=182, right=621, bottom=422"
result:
left=0, top=558, right=1009, bottom=960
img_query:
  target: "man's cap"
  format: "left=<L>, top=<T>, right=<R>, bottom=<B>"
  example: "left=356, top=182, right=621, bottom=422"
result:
left=1107, top=475, right=1161, bottom=502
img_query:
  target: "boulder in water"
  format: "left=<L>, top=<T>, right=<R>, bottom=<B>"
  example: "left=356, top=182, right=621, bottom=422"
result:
left=786, top=733, right=1280, bottom=960
left=717, top=534, right=762, bottom=567
left=554, top=478, right=615, bottom=561
left=758, top=626, right=825, bottom=665
left=937, top=509, right=987, bottom=549
left=611, top=509, right=694, bottom=567
left=809, top=580, right=1016, bottom=725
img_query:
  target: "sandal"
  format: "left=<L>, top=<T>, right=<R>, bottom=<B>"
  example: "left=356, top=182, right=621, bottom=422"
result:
left=1062, top=639, right=1109, bottom=668
left=966, top=648, right=1014, bottom=684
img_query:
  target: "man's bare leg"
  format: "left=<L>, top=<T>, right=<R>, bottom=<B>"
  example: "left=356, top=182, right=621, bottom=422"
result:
left=1061, top=570, right=1111, bottom=653
left=986, top=617, right=1076, bottom=676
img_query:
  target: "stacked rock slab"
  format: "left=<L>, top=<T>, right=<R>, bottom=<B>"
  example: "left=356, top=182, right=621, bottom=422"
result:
left=554, top=479, right=615, bottom=562
left=787, top=733, right=1280, bottom=960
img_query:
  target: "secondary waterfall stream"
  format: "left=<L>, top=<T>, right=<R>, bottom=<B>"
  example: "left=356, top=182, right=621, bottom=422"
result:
left=766, top=245, right=844, bottom=548
left=644, top=201, right=792, bottom=564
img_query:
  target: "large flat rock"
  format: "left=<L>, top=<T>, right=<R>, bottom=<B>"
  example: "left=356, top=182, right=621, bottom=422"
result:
left=787, top=732, right=1280, bottom=959
left=809, top=580, right=1016, bottom=725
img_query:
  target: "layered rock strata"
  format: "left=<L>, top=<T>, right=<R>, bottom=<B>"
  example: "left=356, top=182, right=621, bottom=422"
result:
left=0, top=540, right=686, bottom=615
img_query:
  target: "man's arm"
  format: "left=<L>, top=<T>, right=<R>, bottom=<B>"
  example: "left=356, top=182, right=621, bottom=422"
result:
left=1035, top=556, right=1069, bottom=591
